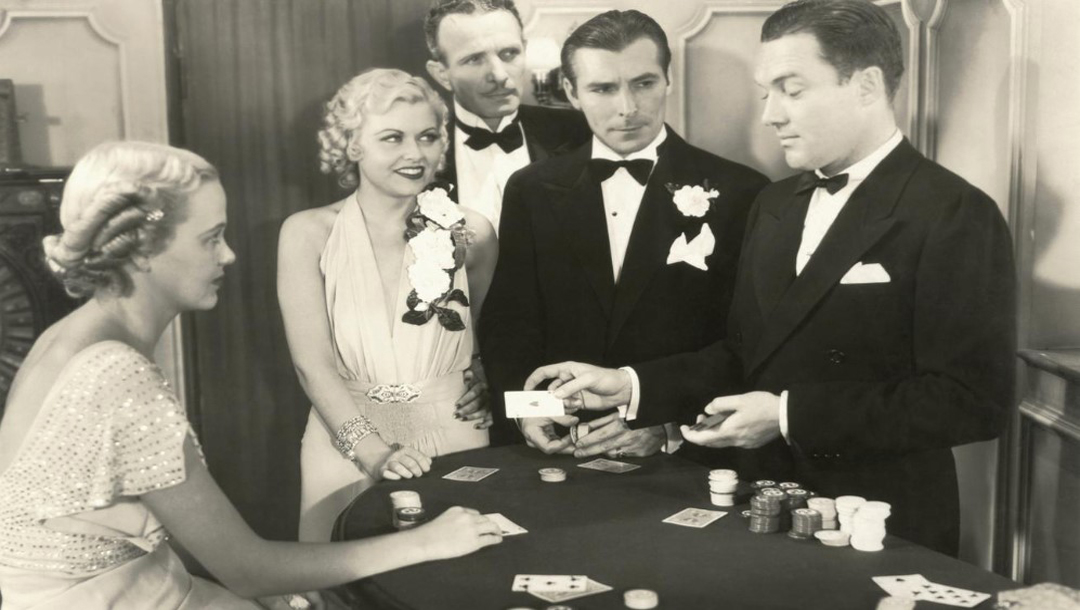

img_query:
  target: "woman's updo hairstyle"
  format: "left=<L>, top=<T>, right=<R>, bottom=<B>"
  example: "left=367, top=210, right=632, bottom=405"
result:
left=43, top=141, right=219, bottom=298
left=317, top=68, right=448, bottom=190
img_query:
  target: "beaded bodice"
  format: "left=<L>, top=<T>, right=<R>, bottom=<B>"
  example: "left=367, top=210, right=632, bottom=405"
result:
left=0, top=341, right=200, bottom=576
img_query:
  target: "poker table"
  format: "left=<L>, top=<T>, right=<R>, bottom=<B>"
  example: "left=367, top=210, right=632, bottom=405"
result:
left=331, top=445, right=1016, bottom=609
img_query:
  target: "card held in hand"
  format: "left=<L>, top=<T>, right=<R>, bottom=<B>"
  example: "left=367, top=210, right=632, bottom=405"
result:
left=484, top=513, right=527, bottom=536
left=504, top=391, right=566, bottom=418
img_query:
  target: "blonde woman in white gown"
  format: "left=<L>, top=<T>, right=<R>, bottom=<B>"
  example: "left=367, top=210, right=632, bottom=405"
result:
left=279, top=69, right=498, bottom=542
left=0, top=141, right=501, bottom=609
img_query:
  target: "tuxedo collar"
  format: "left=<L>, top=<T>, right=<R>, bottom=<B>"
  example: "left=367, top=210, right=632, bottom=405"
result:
left=453, top=99, right=518, bottom=133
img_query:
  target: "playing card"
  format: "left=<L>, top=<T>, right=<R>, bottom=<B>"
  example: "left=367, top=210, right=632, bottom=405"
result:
left=577, top=458, right=640, bottom=473
left=484, top=513, right=527, bottom=536
left=529, top=577, right=613, bottom=603
left=504, top=391, right=566, bottom=418
left=873, top=574, right=931, bottom=597
left=662, top=507, right=727, bottom=528
left=511, top=574, right=587, bottom=593
left=442, top=466, right=499, bottom=482
left=909, top=582, right=991, bottom=608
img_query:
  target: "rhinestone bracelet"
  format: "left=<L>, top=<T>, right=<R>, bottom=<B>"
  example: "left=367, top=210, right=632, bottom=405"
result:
left=334, top=415, right=378, bottom=461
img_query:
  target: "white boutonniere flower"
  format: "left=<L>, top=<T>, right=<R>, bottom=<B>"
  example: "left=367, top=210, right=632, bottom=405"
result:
left=416, top=187, right=464, bottom=229
left=672, top=184, right=720, bottom=218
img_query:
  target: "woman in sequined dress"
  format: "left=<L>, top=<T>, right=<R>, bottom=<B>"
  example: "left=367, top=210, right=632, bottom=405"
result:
left=278, top=69, right=498, bottom=543
left=0, top=141, right=502, bottom=610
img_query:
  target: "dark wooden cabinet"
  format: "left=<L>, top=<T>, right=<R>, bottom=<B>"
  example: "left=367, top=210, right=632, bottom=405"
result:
left=0, top=168, right=79, bottom=413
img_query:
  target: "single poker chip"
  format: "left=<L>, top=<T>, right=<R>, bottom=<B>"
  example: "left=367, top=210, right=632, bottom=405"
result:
left=624, top=589, right=659, bottom=609
left=752, top=479, right=777, bottom=490
left=778, top=481, right=801, bottom=489
left=759, top=487, right=786, bottom=498
left=814, top=529, right=850, bottom=547
left=539, top=467, right=567, bottom=482
left=741, top=509, right=753, bottom=518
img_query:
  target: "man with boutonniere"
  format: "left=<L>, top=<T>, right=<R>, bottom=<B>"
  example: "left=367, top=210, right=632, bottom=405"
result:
left=524, top=0, right=1016, bottom=557
left=479, top=10, right=769, bottom=454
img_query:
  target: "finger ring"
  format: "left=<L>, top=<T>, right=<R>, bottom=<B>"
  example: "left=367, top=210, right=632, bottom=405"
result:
left=614, top=449, right=626, bottom=458
left=287, top=594, right=312, bottom=609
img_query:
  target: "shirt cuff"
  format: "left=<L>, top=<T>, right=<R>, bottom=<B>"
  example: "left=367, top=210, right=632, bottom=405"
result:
left=779, top=390, right=790, bottom=444
left=661, top=422, right=684, bottom=454
left=618, top=366, right=640, bottom=421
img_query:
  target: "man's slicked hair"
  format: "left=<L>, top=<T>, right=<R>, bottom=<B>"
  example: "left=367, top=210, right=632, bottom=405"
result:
left=424, top=0, right=524, bottom=63
left=560, top=10, right=672, bottom=88
left=761, top=0, right=905, bottom=100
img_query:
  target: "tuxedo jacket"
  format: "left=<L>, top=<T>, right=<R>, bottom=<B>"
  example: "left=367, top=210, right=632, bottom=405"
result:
left=631, top=139, right=1017, bottom=555
left=439, top=104, right=591, bottom=200
left=479, top=129, right=769, bottom=446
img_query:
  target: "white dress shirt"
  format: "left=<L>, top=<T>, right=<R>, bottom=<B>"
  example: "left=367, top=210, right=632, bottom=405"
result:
left=592, top=127, right=668, bottom=281
left=453, top=101, right=531, bottom=233
left=777, top=129, right=904, bottom=441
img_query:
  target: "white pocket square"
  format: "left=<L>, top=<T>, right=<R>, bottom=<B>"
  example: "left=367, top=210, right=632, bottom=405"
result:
left=667, top=224, right=715, bottom=271
left=840, top=262, right=891, bottom=284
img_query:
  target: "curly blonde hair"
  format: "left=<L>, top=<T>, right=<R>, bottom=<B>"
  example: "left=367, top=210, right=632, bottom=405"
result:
left=317, top=68, right=448, bottom=190
left=43, top=141, right=219, bottom=298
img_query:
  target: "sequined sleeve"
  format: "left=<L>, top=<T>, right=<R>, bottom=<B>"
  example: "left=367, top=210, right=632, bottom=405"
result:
left=33, top=342, right=201, bottom=521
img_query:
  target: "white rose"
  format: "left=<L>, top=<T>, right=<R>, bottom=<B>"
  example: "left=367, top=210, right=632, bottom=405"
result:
left=408, top=260, right=451, bottom=303
left=417, top=188, right=464, bottom=229
left=672, top=185, right=719, bottom=218
left=409, top=227, right=456, bottom=269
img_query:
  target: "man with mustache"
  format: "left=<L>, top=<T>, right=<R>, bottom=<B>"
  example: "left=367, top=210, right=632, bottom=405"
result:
left=424, top=0, right=590, bottom=232
left=525, top=0, right=1016, bottom=556
left=480, top=10, right=769, bottom=455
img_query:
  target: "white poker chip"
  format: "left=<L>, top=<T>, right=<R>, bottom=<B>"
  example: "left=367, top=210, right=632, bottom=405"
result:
left=710, top=492, right=735, bottom=507
left=834, top=495, right=867, bottom=510
left=708, top=469, right=738, bottom=481
left=708, top=480, right=738, bottom=493
left=389, top=490, right=421, bottom=509
left=814, top=530, right=850, bottom=547
left=624, top=589, right=659, bottom=609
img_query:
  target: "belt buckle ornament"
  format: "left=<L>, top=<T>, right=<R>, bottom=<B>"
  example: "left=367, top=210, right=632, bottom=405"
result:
left=367, top=383, right=422, bottom=404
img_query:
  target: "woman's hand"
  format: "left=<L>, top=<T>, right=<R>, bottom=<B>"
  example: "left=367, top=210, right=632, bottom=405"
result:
left=375, top=443, right=433, bottom=481
left=455, top=360, right=493, bottom=429
left=410, top=506, right=502, bottom=561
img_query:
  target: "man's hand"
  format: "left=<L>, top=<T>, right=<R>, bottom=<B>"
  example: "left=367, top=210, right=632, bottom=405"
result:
left=572, top=412, right=666, bottom=458
left=520, top=415, right=580, bottom=455
left=524, top=361, right=632, bottom=411
left=680, top=391, right=782, bottom=449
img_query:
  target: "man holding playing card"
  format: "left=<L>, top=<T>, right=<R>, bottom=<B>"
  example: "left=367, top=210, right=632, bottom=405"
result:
left=479, top=9, right=769, bottom=458
left=526, top=0, right=1016, bottom=557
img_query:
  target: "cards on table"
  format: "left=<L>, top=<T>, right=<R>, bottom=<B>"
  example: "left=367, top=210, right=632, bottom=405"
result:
left=511, top=574, right=613, bottom=603
left=577, top=458, right=640, bottom=473
left=442, top=466, right=498, bottom=482
left=873, top=574, right=991, bottom=608
left=484, top=513, right=527, bottom=536
left=663, top=507, right=728, bottom=528
left=504, top=391, right=565, bottom=418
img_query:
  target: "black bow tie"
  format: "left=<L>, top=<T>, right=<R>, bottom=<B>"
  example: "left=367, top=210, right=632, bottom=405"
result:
left=588, top=158, right=654, bottom=186
left=795, top=171, right=850, bottom=195
left=455, top=118, right=524, bottom=153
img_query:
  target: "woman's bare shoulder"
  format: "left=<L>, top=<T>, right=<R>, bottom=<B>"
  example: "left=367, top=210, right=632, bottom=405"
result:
left=280, top=199, right=348, bottom=250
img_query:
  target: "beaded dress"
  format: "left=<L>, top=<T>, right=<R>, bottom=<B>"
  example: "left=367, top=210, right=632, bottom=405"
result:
left=298, top=198, right=489, bottom=542
left=0, top=341, right=257, bottom=609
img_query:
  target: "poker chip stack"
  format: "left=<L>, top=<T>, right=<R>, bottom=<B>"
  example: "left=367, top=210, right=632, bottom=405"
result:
left=624, top=589, right=660, bottom=609
left=835, top=495, right=866, bottom=534
left=394, top=506, right=426, bottom=530
left=389, top=490, right=421, bottom=528
left=788, top=507, right=823, bottom=540
left=850, top=501, right=891, bottom=552
left=748, top=488, right=784, bottom=534
left=781, top=487, right=809, bottom=531
left=807, top=497, right=838, bottom=530
left=708, top=469, right=739, bottom=507
left=539, top=467, right=567, bottom=483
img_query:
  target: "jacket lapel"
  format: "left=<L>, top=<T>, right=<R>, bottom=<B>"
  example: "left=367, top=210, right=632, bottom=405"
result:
left=519, top=107, right=550, bottom=164
left=746, top=140, right=922, bottom=375
left=440, top=111, right=460, bottom=202
left=751, top=189, right=811, bottom=319
left=606, top=133, right=681, bottom=346
left=548, top=143, right=616, bottom=315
